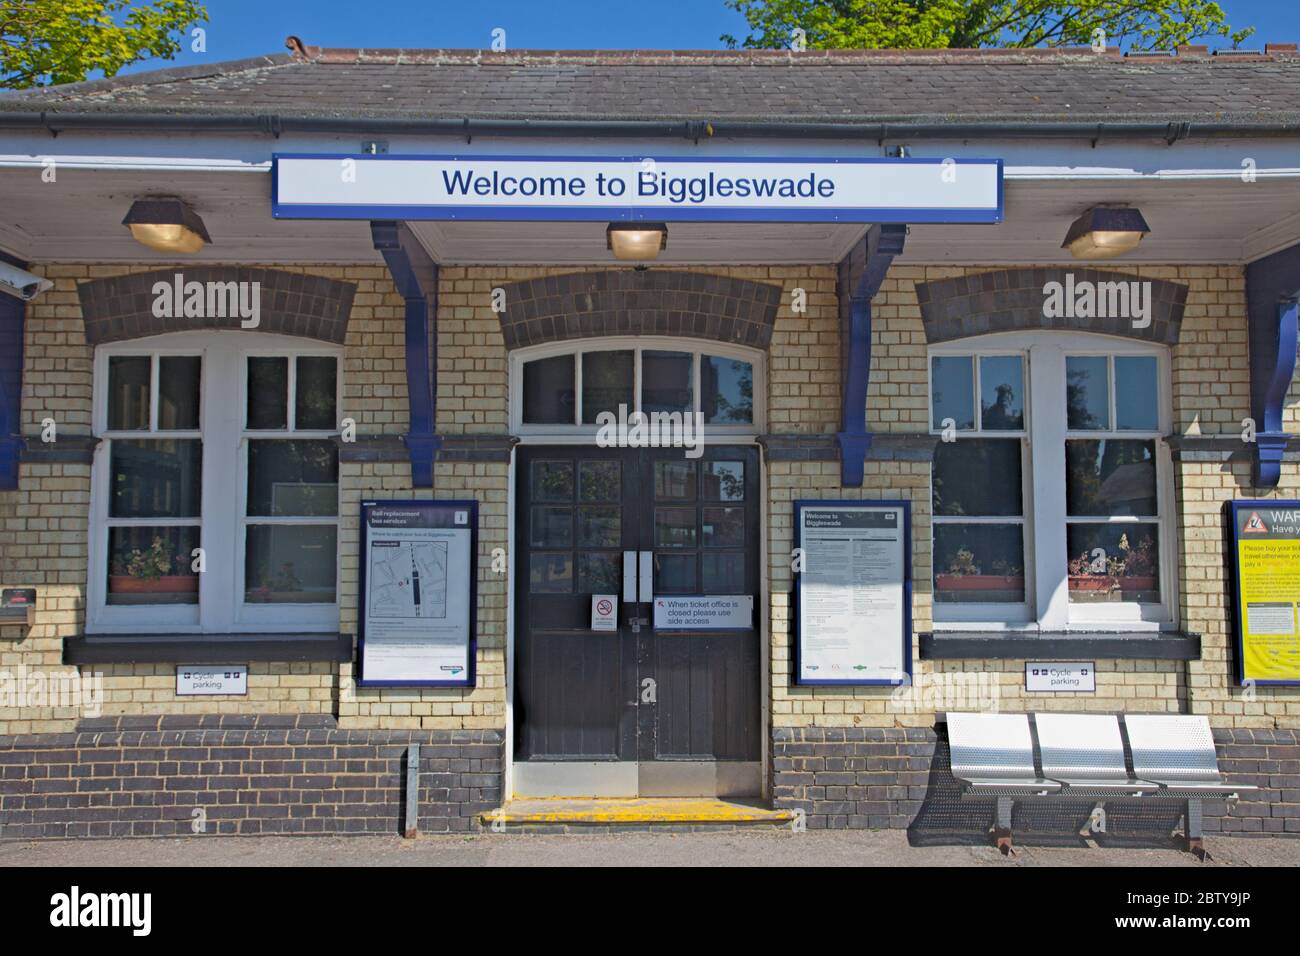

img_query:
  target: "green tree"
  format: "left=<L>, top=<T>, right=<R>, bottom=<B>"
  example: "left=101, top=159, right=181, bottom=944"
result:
left=722, top=0, right=1253, bottom=51
left=1, top=0, right=207, bottom=90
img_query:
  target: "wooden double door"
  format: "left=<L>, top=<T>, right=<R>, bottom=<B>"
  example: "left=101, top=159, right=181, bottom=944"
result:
left=514, top=444, right=762, bottom=797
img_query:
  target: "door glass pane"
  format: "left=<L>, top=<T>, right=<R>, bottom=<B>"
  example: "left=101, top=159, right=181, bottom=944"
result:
left=247, top=356, right=288, bottom=430
left=245, top=524, right=337, bottom=603
left=641, top=350, right=693, bottom=414
left=932, top=440, right=1022, bottom=517
left=158, top=356, right=201, bottom=430
left=979, top=355, right=1024, bottom=431
left=1067, top=523, right=1160, bottom=604
left=1115, top=356, right=1159, bottom=431
left=578, top=460, right=620, bottom=501
left=577, top=507, right=620, bottom=547
left=522, top=355, right=575, bottom=425
left=582, top=350, right=634, bottom=423
left=529, top=552, right=573, bottom=593
left=654, top=553, right=696, bottom=593
left=246, top=440, right=339, bottom=517
left=703, top=461, right=744, bottom=501
left=578, top=552, right=621, bottom=593
left=1066, top=356, right=1110, bottom=430
left=530, top=507, right=572, bottom=548
left=702, top=507, right=744, bottom=547
left=933, top=524, right=1026, bottom=604
left=1065, top=439, right=1157, bottom=517
left=702, top=552, right=745, bottom=593
left=702, top=356, right=753, bottom=424
left=655, top=508, right=697, bottom=548
left=107, top=526, right=200, bottom=605
left=295, top=356, right=338, bottom=430
left=931, top=356, right=974, bottom=430
left=109, top=439, right=202, bottom=518
left=107, top=356, right=151, bottom=430
left=531, top=460, right=574, bottom=502
left=655, top=461, right=696, bottom=500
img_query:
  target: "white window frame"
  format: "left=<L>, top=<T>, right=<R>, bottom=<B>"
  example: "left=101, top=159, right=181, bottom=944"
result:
left=509, top=336, right=765, bottom=440
left=88, top=331, right=343, bottom=634
left=928, top=331, right=1177, bottom=633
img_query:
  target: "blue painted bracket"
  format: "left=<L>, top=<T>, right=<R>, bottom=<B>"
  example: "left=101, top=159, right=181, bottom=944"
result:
left=836, top=223, right=906, bottom=486
left=0, top=265, right=27, bottom=491
left=371, top=221, right=441, bottom=487
left=1245, top=243, right=1300, bottom=488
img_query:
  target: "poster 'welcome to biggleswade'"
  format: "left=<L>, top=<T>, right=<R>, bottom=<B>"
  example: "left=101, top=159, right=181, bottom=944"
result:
left=1233, top=501, right=1300, bottom=684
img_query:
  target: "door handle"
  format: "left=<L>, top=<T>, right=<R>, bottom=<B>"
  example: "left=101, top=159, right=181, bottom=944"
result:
left=622, top=550, right=637, bottom=603
left=638, top=550, right=653, bottom=603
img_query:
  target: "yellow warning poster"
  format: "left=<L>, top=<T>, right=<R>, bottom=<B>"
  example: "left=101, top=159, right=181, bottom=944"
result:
left=1233, top=502, right=1300, bottom=684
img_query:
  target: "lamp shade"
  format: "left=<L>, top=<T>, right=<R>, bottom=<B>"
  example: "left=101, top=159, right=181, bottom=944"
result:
left=606, top=223, right=667, bottom=261
left=1061, top=206, right=1150, bottom=260
left=122, top=198, right=212, bottom=253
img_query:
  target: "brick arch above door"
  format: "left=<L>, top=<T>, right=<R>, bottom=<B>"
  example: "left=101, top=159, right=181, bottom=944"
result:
left=497, top=270, right=783, bottom=350
left=916, top=267, right=1189, bottom=345
left=76, top=267, right=357, bottom=345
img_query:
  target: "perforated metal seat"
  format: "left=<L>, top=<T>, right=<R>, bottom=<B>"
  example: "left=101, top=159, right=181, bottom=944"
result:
left=947, top=712, right=1061, bottom=795
left=1124, top=715, right=1257, bottom=797
left=1034, top=713, right=1160, bottom=795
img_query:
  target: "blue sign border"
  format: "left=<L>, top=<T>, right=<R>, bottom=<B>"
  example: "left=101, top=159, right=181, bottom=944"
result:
left=792, top=498, right=913, bottom=687
left=1227, top=499, right=1300, bottom=687
left=357, top=498, right=479, bottom=688
left=271, top=153, right=1004, bottom=224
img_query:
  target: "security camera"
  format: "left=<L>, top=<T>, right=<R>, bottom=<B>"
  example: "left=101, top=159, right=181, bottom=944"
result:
left=0, top=261, right=53, bottom=301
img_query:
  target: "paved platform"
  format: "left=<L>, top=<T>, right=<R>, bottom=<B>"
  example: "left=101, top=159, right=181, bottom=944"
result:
left=4, top=830, right=1298, bottom=868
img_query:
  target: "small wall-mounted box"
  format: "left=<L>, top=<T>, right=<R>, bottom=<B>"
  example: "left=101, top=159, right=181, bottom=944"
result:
left=0, top=588, right=36, bottom=630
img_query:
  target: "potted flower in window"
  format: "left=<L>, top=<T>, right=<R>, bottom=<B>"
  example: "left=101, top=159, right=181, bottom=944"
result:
left=109, top=536, right=198, bottom=594
left=935, top=548, right=1024, bottom=594
left=1068, top=532, right=1157, bottom=595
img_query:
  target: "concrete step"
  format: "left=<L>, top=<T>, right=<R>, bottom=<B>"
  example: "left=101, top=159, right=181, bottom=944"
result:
left=480, top=797, right=795, bottom=832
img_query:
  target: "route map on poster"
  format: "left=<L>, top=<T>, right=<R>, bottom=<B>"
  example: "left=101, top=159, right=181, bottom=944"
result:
left=358, top=500, right=477, bottom=687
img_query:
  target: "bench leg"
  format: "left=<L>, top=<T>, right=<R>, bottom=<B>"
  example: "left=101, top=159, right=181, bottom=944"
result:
left=1184, top=799, right=1209, bottom=860
left=994, top=797, right=1015, bottom=855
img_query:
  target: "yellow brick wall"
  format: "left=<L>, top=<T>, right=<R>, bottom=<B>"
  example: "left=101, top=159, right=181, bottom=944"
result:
left=2, top=260, right=1296, bottom=736
left=0, top=263, right=425, bottom=732
left=771, top=263, right=1295, bottom=730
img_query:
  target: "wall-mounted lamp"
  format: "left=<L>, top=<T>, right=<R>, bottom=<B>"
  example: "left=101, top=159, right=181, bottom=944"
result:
left=1061, top=206, right=1150, bottom=260
left=607, top=222, right=667, bottom=261
left=122, top=198, right=211, bottom=254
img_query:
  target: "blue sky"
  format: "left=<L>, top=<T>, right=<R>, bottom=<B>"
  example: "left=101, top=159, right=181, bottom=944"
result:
left=119, top=0, right=1300, bottom=73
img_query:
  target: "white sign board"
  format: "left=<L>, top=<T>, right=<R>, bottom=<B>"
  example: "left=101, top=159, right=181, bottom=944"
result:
left=591, top=594, right=618, bottom=632
left=359, top=500, right=477, bottom=686
left=795, top=502, right=911, bottom=685
left=1026, top=662, right=1096, bottom=693
left=273, top=154, right=1003, bottom=224
left=653, top=595, right=753, bottom=630
left=176, top=665, right=247, bottom=696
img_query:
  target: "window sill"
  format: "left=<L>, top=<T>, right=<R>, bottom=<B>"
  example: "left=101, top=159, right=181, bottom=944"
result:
left=63, top=632, right=354, bottom=665
left=918, top=631, right=1200, bottom=661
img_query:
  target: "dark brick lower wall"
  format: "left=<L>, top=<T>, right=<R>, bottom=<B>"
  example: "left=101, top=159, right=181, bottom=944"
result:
left=0, top=716, right=502, bottom=840
left=773, top=726, right=1300, bottom=838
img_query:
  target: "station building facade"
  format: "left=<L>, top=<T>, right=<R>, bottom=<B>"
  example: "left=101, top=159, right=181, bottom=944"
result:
left=0, top=42, right=1299, bottom=837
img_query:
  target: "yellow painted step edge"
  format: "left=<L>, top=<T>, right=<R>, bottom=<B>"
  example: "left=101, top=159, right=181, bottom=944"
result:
left=480, top=801, right=796, bottom=825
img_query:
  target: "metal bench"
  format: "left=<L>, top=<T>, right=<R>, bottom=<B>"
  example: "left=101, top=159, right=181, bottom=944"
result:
left=947, top=713, right=1060, bottom=851
left=946, top=712, right=1255, bottom=856
left=1035, top=714, right=1159, bottom=796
